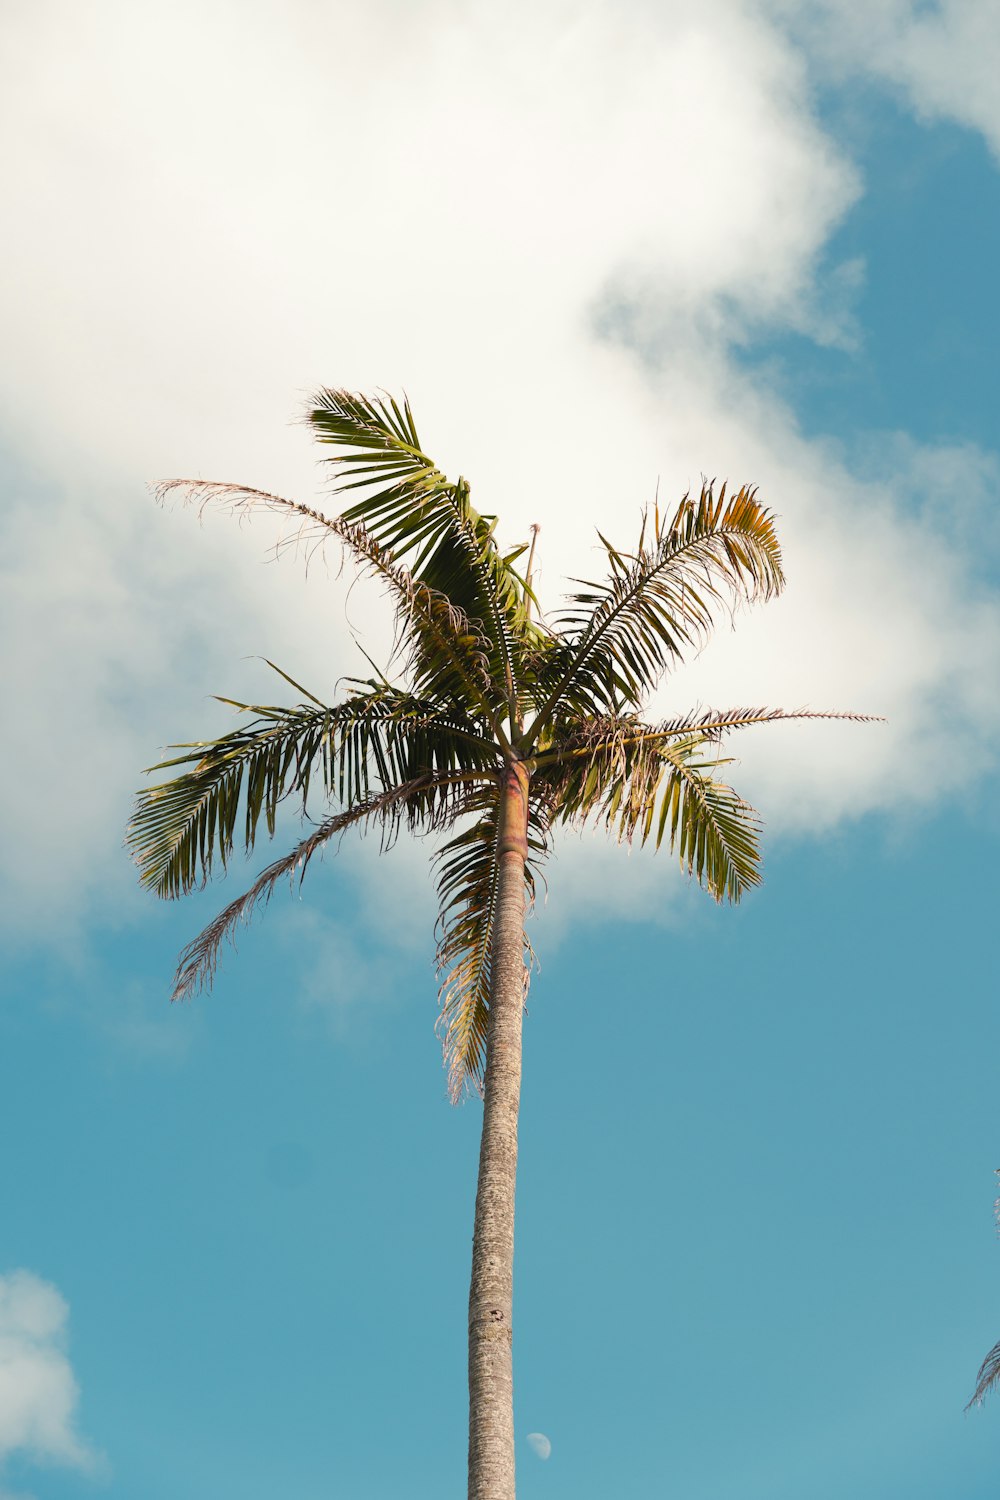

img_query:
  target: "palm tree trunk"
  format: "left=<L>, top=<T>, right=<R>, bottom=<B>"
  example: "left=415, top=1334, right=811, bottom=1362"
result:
left=468, top=761, right=529, bottom=1500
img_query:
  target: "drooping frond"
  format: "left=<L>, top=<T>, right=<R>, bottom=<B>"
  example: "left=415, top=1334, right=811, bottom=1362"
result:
left=434, top=785, right=545, bottom=1099
left=540, top=721, right=762, bottom=902
left=655, top=740, right=762, bottom=901
left=127, top=685, right=497, bottom=899
left=171, top=776, right=468, bottom=1000
left=308, top=389, right=539, bottom=722
left=967, top=1341, right=1000, bottom=1409
left=529, top=484, right=784, bottom=733
left=434, top=787, right=502, bottom=1101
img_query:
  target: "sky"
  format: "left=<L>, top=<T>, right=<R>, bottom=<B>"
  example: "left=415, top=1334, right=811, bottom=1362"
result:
left=1, top=0, right=1000, bottom=1494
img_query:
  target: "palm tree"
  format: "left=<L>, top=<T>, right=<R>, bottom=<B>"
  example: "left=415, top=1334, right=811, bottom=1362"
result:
left=128, top=390, right=872, bottom=1500
left=966, top=1176, right=1000, bottom=1410
left=968, top=1342, right=1000, bottom=1409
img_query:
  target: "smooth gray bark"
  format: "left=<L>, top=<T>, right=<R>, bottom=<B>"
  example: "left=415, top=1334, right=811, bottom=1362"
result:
left=468, top=762, right=529, bottom=1500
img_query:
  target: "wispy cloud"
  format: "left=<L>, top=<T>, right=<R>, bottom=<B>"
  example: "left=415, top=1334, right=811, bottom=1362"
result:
left=778, top=0, right=1000, bottom=160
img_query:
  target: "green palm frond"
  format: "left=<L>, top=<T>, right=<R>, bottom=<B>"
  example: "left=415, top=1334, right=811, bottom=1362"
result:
left=654, top=740, right=762, bottom=901
left=308, top=389, right=537, bottom=724
left=967, top=1340, right=1000, bottom=1409
left=529, top=484, right=784, bottom=732
left=171, top=776, right=467, bottom=1000
left=308, top=388, right=454, bottom=518
left=541, top=725, right=761, bottom=902
left=128, top=684, right=497, bottom=899
left=434, top=786, right=545, bottom=1100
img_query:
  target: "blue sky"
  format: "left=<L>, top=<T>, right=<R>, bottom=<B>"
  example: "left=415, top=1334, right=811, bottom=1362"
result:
left=3, top=3, right=1000, bottom=1496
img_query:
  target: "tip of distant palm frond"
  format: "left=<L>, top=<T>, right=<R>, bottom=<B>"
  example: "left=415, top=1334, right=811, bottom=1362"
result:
left=966, top=1340, right=1000, bottom=1409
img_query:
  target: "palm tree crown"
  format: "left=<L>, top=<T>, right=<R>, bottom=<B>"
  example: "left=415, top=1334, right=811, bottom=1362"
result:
left=128, top=389, right=871, bottom=1097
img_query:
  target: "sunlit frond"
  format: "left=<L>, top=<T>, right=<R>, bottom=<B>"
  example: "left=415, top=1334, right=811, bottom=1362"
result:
left=528, top=484, right=784, bottom=733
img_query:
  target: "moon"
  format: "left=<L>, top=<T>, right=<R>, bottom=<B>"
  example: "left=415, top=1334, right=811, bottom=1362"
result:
left=526, top=1432, right=552, bottom=1461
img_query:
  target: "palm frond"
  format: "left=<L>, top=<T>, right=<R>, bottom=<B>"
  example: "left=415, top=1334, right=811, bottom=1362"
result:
left=529, top=484, right=784, bottom=733
left=308, top=388, right=452, bottom=517
left=434, top=785, right=545, bottom=1100
left=156, top=478, right=516, bottom=736
left=967, top=1340, right=1000, bottom=1409
left=434, top=787, right=502, bottom=1101
left=541, top=724, right=761, bottom=902
left=533, top=706, right=884, bottom=772
left=171, top=776, right=464, bottom=1000
left=308, top=389, right=537, bottom=723
left=655, top=740, right=762, bottom=901
left=155, top=478, right=345, bottom=567
left=128, top=686, right=497, bottom=899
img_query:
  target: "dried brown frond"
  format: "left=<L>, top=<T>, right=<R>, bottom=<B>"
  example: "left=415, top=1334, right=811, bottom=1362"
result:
left=154, top=478, right=506, bottom=725
left=967, top=1340, right=1000, bottom=1410
left=171, top=773, right=481, bottom=1001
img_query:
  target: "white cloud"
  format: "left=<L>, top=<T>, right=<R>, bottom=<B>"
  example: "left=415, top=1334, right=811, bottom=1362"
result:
left=0, top=0, right=997, bottom=947
left=0, top=1270, right=97, bottom=1495
left=636, top=364, right=1000, bottom=832
left=775, top=0, right=1000, bottom=160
